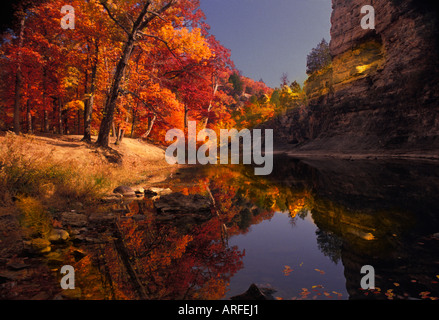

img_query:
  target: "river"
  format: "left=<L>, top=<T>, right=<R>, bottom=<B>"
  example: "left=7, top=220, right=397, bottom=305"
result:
left=62, top=154, right=439, bottom=300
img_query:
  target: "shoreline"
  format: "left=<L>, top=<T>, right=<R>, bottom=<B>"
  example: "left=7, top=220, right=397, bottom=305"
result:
left=272, top=147, right=439, bottom=163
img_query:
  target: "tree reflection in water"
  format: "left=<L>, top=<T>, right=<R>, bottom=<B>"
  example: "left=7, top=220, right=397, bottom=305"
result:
left=72, top=155, right=439, bottom=300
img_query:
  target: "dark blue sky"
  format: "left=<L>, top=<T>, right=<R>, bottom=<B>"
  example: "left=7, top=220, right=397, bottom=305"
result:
left=199, top=0, right=332, bottom=88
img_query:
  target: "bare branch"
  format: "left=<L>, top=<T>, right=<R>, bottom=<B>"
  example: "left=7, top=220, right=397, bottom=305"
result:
left=99, top=0, right=130, bottom=36
left=137, top=32, right=182, bottom=65
left=119, top=88, right=158, bottom=116
left=147, top=10, right=169, bottom=23
left=139, top=0, right=176, bottom=30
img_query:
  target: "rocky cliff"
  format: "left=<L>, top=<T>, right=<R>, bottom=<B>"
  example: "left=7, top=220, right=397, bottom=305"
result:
left=265, top=0, right=439, bottom=157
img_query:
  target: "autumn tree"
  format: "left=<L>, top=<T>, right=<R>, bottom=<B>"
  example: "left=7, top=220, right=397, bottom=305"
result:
left=306, top=38, right=331, bottom=75
left=96, top=0, right=180, bottom=148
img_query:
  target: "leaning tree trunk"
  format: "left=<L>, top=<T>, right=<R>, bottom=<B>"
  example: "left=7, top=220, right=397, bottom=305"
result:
left=141, top=114, right=157, bottom=140
left=96, top=39, right=135, bottom=147
left=96, top=0, right=176, bottom=148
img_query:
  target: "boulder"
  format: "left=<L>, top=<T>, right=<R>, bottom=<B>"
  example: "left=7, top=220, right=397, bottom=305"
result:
left=88, top=212, right=117, bottom=224
left=101, top=194, right=123, bottom=202
left=230, top=284, right=276, bottom=300
left=153, top=192, right=212, bottom=220
left=113, top=185, right=136, bottom=197
left=134, top=187, right=145, bottom=194
left=61, top=212, right=88, bottom=228
left=144, top=187, right=173, bottom=198
left=48, top=229, right=70, bottom=242
left=29, top=238, right=51, bottom=254
left=6, top=262, right=30, bottom=271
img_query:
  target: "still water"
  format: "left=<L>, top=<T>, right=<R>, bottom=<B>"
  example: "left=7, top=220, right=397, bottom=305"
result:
left=70, top=154, right=439, bottom=300
left=226, top=212, right=348, bottom=299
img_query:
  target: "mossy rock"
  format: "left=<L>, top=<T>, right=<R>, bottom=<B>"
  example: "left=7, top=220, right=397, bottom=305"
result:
left=30, top=238, right=51, bottom=254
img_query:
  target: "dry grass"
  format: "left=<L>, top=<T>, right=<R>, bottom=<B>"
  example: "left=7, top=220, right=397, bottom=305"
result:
left=16, top=196, right=53, bottom=239
left=0, top=133, right=175, bottom=209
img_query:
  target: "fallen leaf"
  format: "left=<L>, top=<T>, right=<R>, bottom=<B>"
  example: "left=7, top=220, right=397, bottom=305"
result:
left=314, top=268, right=325, bottom=275
left=393, top=282, right=400, bottom=287
left=312, top=285, right=323, bottom=289
left=283, top=265, right=293, bottom=276
left=385, top=289, right=394, bottom=300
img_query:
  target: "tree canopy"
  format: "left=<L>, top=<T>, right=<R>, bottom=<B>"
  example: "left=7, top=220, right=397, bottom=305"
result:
left=306, top=38, right=332, bottom=75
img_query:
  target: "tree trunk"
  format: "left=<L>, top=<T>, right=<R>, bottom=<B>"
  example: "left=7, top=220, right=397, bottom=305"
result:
left=203, top=75, right=219, bottom=129
left=58, top=97, right=63, bottom=135
left=184, top=105, right=189, bottom=129
left=112, top=121, right=116, bottom=138
left=96, top=0, right=175, bottom=147
left=77, top=109, right=81, bottom=135
left=42, top=68, right=49, bottom=133
left=13, top=16, right=26, bottom=135
left=131, top=105, right=137, bottom=138
left=96, top=38, right=135, bottom=147
left=115, top=126, right=121, bottom=145
left=26, top=97, right=32, bottom=134
left=142, top=114, right=156, bottom=139
left=83, top=39, right=99, bottom=142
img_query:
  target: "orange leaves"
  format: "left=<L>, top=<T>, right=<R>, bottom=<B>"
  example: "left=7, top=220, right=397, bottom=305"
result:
left=161, top=26, right=213, bottom=63
left=312, top=285, right=323, bottom=289
left=314, top=268, right=326, bottom=275
left=283, top=265, right=293, bottom=276
left=291, top=285, right=343, bottom=300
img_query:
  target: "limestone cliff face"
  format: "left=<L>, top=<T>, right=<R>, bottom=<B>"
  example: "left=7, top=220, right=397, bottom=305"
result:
left=267, top=0, right=439, bottom=156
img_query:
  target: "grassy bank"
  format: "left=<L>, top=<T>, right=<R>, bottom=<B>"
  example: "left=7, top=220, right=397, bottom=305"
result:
left=0, top=132, right=175, bottom=224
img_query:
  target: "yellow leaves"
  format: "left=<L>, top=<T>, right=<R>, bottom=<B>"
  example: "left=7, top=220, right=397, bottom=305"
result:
left=64, top=100, right=85, bottom=111
left=314, top=268, right=325, bottom=275
left=62, top=67, right=81, bottom=91
left=157, top=24, right=212, bottom=63
left=385, top=289, right=395, bottom=300
left=293, top=285, right=343, bottom=300
left=312, top=285, right=323, bottom=289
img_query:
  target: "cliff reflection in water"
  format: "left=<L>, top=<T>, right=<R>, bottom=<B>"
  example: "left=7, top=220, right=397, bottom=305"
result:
left=86, top=155, right=439, bottom=300
left=264, top=155, right=439, bottom=299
